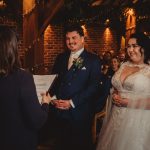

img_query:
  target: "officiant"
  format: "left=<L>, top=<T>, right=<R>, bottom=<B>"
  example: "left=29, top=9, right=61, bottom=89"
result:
left=48, top=24, right=103, bottom=150
left=0, top=26, right=51, bottom=150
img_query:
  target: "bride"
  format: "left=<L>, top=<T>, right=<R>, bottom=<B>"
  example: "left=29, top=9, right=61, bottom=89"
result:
left=96, top=32, right=150, bottom=150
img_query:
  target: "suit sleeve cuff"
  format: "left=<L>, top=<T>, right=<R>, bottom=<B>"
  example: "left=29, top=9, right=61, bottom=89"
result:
left=69, top=100, right=75, bottom=108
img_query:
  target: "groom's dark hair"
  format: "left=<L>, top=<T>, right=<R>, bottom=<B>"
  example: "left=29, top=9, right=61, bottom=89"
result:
left=65, top=24, right=84, bottom=37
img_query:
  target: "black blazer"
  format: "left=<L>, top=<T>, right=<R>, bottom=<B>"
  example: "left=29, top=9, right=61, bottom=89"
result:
left=0, top=69, right=49, bottom=150
left=50, top=50, right=103, bottom=121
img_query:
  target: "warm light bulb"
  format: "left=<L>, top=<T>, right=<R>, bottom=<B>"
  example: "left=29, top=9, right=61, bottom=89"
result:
left=128, top=9, right=134, bottom=16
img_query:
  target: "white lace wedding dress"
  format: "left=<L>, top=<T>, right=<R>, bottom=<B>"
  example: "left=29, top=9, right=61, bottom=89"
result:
left=96, top=61, right=150, bottom=150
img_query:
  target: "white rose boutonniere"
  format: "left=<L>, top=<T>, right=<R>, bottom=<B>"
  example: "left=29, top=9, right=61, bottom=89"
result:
left=73, top=57, right=84, bottom=69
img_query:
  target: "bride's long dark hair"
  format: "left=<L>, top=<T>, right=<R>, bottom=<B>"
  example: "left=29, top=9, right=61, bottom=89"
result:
left=0, top=26, right=20, bottom=76
left=130, top=32, right=150, bottom=64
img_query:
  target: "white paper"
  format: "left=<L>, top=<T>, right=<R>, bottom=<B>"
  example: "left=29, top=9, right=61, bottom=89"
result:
left=33, top=74, right=57, bottom=103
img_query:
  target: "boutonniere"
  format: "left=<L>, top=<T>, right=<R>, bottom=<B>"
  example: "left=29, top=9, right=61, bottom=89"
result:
left=73, top=57, right=84, bottom=69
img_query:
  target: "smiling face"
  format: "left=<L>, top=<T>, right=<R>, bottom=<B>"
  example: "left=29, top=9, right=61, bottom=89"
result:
left=66, top=31, right=84, bottom=52
left=111, top=58, right=120, bottom=72
left=127, top=38, right=144, bottom=64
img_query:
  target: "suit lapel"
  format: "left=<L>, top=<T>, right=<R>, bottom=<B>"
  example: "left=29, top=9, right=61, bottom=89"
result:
left=62, top=51, right=70, bottom=72
left=78, top=50, right=87, bottom=64
left=68, top=50, right=87, bottom=71
left=63, top=50, right=88, bottom=82
left=73, top=50, right=88, bottom=73
left=59, top=51, right=73, bottom=82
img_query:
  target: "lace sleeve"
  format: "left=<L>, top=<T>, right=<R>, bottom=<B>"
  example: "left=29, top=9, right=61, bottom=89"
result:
left=142, top=65, right=150, bottom=78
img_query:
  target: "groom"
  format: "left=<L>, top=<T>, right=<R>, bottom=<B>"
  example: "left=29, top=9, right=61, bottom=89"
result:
left=48, top=24, right=102, bottom=150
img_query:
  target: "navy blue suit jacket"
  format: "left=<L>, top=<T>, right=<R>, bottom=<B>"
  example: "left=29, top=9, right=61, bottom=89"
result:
left=50, top=50, right=102, bottom=121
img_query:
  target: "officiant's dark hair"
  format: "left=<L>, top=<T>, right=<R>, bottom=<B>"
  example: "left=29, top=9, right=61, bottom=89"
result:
left=130, top=32, right=150, bottom=64
left=65, top=24, right=84, bottom=37
left=0, top=26, right=20, bottom=76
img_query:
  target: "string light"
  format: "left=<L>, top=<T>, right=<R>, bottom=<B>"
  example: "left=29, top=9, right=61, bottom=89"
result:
left=23, top=0, right=41, bottom=52
left=24, top=37, right=41, bottom=52
left=104, top=19, right=110, bottom=27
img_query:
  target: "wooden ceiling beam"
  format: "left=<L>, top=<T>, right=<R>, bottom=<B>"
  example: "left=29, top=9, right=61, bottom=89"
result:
left=39, top=0, right=64, bottom=36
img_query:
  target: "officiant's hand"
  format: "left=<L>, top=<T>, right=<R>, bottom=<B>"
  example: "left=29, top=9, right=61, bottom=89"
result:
left=52, top=99, right=71, bottom=110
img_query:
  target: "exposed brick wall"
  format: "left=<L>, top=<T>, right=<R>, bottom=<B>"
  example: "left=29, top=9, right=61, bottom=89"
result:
left=84, top=25, right=119, bottom=55
left=44, top=25, right=65, bottom=71
left=44, top=24, right=119, bottom=71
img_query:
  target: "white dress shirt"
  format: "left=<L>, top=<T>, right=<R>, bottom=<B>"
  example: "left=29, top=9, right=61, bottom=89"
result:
left=68, top=48, right=84, bottom=69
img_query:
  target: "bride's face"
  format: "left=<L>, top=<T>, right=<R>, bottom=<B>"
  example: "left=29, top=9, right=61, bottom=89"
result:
left=127, top=38, right=144, bottom=64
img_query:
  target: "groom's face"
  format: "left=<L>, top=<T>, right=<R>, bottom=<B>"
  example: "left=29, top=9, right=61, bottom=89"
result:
left=66, top=31, right=84, bottom=52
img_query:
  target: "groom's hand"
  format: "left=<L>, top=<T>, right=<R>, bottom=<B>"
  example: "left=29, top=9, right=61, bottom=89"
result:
left=52, top=99, right=71, bottom=110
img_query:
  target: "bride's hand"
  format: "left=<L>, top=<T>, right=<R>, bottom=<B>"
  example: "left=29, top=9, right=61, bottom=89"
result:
left=112, top=93, right=128, bottom=107
left=113, top=88, right=118, bottom=94
left=112, top=93, right=121, bottom=106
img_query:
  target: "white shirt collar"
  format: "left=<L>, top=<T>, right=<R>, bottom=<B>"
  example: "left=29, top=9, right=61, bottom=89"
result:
left=70, top=48, right=84, bottom=57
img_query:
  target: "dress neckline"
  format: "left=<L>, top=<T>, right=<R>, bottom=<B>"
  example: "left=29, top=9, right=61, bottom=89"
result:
left=126, top=61, right=146, bottom=68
